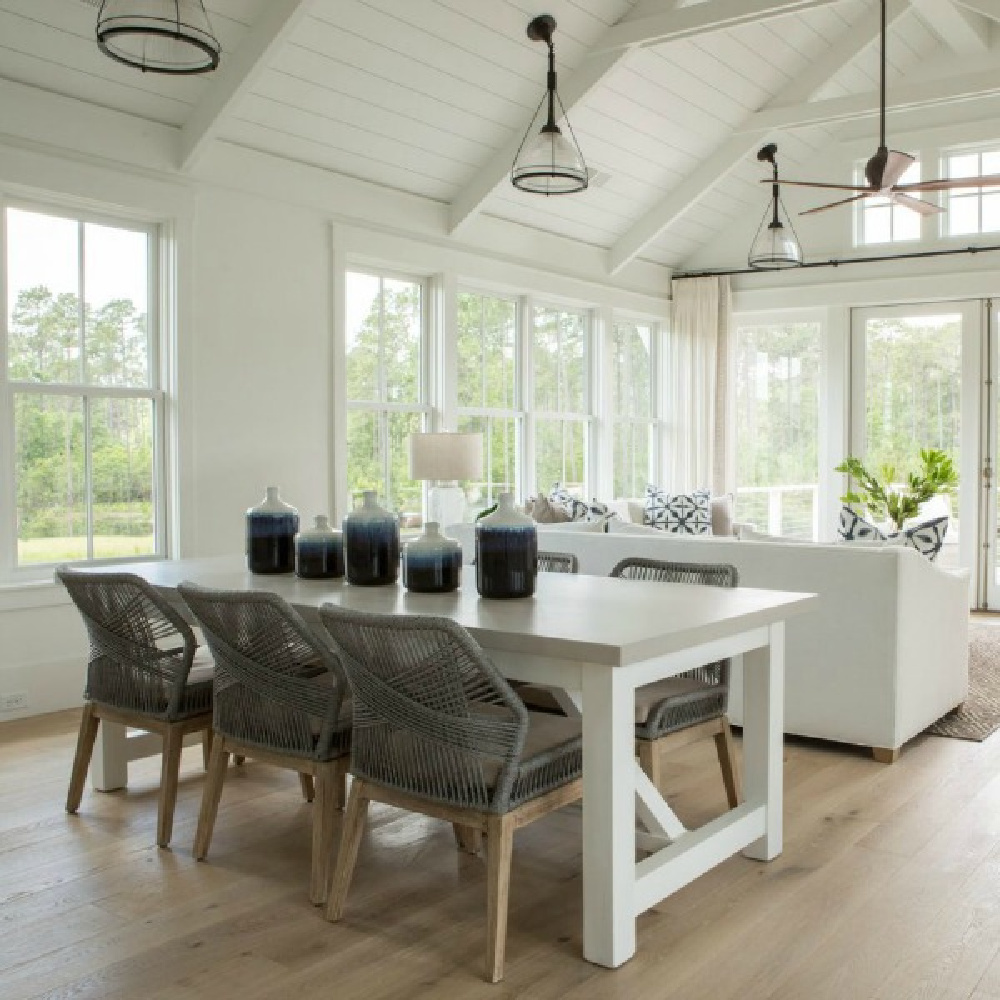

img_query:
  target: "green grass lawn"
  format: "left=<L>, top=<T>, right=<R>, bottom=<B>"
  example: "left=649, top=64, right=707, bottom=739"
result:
left=18, top=535, right=156, bottom=564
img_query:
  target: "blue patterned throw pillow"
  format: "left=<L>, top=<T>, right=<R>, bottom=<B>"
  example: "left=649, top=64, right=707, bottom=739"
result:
left=837, top=506, right=886, bottom=542
left=644, top=485, right=712, bottom=534
left=901, top=515, right=948, bottom=561
left=547, top=484, right=613, bottom=523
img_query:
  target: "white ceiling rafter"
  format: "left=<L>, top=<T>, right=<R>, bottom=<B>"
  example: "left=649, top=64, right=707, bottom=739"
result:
left=447, top=0, right=848, bottom=237
left=953, top=0, right=1000, bottom=24
left=910, top=0, right=990, bottom=55
left=179, top=0, right=317, bottom=172
left=608, top=0, right=910, bottom=274
left=740, top=63, right=1000, bottom=133
left=592, top=0, right=845, bottom=54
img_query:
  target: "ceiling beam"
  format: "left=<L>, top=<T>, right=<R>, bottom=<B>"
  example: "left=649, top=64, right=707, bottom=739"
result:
left=739, top=64, right=1000, bottom=133
left=592, top=0, right=846, bottom=54
left=179, top=0, right=316, bottom=172
left=953, top=0, right=1000, bottom=23
left=910, top=0, right=990, bottom=54
left=608, top=0, right=907, bottom=274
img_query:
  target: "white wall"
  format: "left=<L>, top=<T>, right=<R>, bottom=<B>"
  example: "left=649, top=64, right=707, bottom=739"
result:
left=0, top=81, right=672, bottom=720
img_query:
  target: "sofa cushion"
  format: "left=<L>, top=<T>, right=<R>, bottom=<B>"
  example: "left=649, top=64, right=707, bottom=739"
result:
left=837, top=505, right=886, bottom=542
left=645, top=486, right=712, bottom=534
left=531, top=494, right=572, bottom=524
left=711, top=493, right=734, bottom=537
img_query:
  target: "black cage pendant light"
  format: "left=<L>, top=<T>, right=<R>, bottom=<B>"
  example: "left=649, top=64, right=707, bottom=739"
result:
left=511, top=15, right=588, bottom=195
left=96, top=0, right=221, bottom=75
left=748, top=144, right=803, bottom=269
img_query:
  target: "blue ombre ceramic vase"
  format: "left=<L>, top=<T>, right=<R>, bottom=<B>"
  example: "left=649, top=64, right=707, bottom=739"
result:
left=475, top=492, right=537, bottom=599
left=402, top=522, right=462, bottom=593
left=246, top=486, right=298, bottom=574
left=295, top=515, right=344, bottom=580
left=343, top=490, right=400, bottom=586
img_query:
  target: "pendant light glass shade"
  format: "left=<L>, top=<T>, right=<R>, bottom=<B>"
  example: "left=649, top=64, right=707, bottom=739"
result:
left=511, top=15, right=588, bottom=196
left=748, top=144, right=804, bottom=269
left=96, top=0, right=221, bottom=75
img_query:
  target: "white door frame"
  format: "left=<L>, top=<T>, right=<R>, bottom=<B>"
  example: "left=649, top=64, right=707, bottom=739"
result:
left=850, top=301, right=982, bottom=601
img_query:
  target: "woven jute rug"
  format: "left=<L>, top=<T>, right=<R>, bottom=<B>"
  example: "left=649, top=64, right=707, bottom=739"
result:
left=928, top=618, right=1000, bottom=742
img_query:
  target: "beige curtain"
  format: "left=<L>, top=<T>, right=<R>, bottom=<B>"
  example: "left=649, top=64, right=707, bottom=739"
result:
left=665, top=276, right=732, bottom=495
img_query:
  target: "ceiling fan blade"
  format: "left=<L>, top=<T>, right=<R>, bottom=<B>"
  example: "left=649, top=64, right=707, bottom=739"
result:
left=898, top=174, right=1000, bottom=193
left=800, top=193, right=869, bottom=216
left=768, top=178, right=871, bottom=193
left=881, top=150, right=915, bottom=188
left=892, top=193, right=942, bottom=216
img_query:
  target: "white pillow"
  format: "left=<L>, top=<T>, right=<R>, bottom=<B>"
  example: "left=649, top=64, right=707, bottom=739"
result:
left=711, top=493, right=734, bottom=537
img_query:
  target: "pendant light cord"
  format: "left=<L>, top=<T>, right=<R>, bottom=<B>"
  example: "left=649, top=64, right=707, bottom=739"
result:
left=546, top=41, right=557, bottom=129
left=880, top=0, right=887, bottom=150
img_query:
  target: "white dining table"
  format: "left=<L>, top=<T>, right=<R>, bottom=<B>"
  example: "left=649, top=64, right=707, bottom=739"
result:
left=80, top=555, right=816, bottom=970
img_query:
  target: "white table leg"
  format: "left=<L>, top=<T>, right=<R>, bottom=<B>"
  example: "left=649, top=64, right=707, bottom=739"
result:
left=91, top=720, right=128, bottom=791
left=741, top=621, right=784, bottom=861
left=581, top=666, right=636, bottom=968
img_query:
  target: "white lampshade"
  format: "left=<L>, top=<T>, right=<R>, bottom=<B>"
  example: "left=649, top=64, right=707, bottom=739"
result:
left=409, top=432, right=483, bottom=482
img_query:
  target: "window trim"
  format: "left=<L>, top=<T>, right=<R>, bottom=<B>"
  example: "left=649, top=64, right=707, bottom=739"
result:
left=0, top=197, right=166, bottom=581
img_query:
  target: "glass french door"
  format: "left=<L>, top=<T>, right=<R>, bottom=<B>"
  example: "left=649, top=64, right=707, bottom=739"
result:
left=986, top=303, right=1000, bottom=609
left=850, top=302, right=981, bottom=595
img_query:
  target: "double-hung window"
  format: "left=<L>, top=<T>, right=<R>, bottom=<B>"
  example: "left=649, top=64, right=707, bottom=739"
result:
left=532, top=304, right=591, bottom=497
left=344, top=270, right=427, bottom=518
left=455, top=289, right=520, bottom=516
left=611, top=318, right=656, bottom=498
left=3, top=204, right=163, bottom=572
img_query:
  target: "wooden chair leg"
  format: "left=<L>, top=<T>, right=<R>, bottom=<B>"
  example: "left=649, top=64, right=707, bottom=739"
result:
left=325, top=779, right=370, bottom=922
left=637, top=739, right=663, bottom=793
left=194, top=738, right=230, bottom=859
left=234, top=755, right=245, bottom=766
left=714, top=722, right=742, bottom=808
left=201, top=727, right=213, bottom=771
left=453, top=823, right=483, bottom=854
left=485, top=813, right=515, bottom=984
left=66, top=704, right=100, bottom=814
left=300, top=773, right=316, bottom=803
left=157, top=726, right=185, bottom=848
left=310, top=766, right=340, bottom=906
left=335, top=762, right=347, bottom=810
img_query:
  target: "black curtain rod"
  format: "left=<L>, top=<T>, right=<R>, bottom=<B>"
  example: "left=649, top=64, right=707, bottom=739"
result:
left=674, top=243, right=1000, bottom=280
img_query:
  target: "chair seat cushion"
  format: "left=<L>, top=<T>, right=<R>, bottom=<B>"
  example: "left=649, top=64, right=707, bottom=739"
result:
left=499, top=709, right=582, bottom=811
left=635, top=675, right=727, bottom=741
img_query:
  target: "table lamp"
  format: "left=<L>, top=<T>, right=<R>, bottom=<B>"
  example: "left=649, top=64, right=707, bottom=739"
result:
left=409, top=431, right=483, bottom=528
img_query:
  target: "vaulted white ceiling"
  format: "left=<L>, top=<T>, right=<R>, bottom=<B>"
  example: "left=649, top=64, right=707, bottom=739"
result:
left=1, top=0, right=999, bottom=272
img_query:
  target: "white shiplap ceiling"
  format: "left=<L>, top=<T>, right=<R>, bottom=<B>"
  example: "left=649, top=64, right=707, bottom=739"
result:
left=0, top=0, right=996, bottom=271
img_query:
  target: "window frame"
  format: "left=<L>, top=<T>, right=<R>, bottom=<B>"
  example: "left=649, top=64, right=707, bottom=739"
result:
left=940, top=145, right=1000, bottom=239
left=454, top=284, right=524, bottom=512
left=0, top=196, right=166, bottom=579
left=528, top=299, right=595, bottom=500
left=343, top=266, right=431, bottom=515
left=855, top=159, right=923, bottom=247
left=609, top=314, right=660, bottom=499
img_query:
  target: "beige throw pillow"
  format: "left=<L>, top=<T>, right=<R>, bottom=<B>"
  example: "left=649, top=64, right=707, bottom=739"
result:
left=531, top=494, right=572, bottom=524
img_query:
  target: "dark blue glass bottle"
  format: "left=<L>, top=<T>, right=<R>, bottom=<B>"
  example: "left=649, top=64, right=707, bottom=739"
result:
left=246, top=487, right=299, bottom=574
left=295, top=515, right=345, bottom=579
left=343, top=491, right=400, bottom=586
left=475, top=493, right=537, bottom=599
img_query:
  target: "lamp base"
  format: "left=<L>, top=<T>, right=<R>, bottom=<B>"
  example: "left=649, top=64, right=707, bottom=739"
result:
left=427, top=482, right=467, bottom=530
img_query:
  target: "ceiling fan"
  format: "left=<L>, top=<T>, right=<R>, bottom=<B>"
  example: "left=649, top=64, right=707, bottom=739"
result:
left=767, top=0, right=1000, bottom=217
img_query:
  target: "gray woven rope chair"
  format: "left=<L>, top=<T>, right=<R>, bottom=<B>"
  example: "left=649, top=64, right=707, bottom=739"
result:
left=317, top=605, right=582, bottom=983
left=57, top=567, right=215, bottom=848
left=537, top=550, right=578, bottom=574
left=610, top=557, right=742, bottom=808
left=177, top=584, right=352, bottom=905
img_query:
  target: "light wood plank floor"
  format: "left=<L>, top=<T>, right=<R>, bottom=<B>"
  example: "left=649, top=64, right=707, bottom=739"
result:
left=3, top=709, right=1000, bottom=999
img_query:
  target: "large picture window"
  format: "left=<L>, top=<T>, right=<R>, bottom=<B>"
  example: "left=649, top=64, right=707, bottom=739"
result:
left=4, top=205, right=162, bottom=570
left=456, top=289, right=520, bottom=516
left=733, top=319, right=821, bottom=540
left=344, top=270, right=427, bottom=518
left=532, top=304, right=590, bottom=497
left=611, top=318, right=656, bottom=498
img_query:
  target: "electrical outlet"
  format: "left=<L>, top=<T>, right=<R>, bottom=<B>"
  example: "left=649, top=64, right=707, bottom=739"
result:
left=0, top=692, right=28, bottom=712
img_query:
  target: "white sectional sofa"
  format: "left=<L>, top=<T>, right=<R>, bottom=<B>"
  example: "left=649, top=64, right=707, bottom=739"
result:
left=448, top=523, right=970, bottom=760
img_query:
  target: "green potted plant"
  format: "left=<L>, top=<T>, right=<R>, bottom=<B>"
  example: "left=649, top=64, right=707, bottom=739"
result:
left=835, top=448, right=957, bottom=532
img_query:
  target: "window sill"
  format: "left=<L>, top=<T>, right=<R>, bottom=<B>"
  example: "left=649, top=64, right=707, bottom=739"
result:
left=0, top=577, right=70, bottom=613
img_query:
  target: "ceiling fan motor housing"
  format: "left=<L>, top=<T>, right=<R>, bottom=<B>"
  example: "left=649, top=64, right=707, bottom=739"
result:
left=865, top=147, right=889, bottom=190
